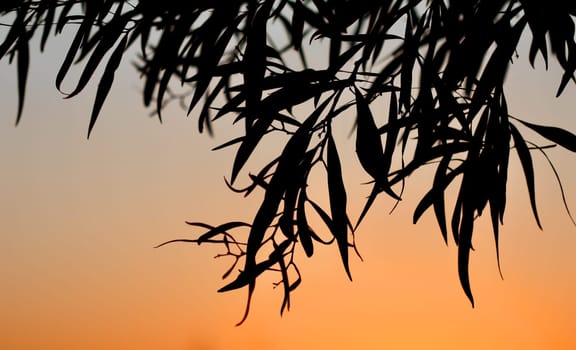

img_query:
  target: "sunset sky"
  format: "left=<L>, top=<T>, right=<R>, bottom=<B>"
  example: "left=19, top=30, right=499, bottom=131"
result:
left=1, top=21, right=576, bottom=350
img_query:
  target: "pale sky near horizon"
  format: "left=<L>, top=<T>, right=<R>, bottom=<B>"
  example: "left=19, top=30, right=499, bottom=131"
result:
left=1, top=16, right=576, bottom=350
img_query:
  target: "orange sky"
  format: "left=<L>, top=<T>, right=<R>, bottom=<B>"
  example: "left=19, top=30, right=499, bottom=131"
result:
left=1, top=29, right=576, bottom=350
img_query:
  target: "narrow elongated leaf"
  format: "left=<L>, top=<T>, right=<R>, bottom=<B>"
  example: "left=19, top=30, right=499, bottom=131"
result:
left=510, top=123, right=542, bottom=229
left=15, top=36, right=29, bottom=125
left=327, top=131, right=351, bottom=280
left=0, top=9, right=24, bottom=59
left=196, top=222, right=251, bottom=243
left=489, top=194, right=504, bottom=279
left=297, top=190, right=314, bottom=257
left=400, top=12, right=415, bottom=111
left=278, top=250, right=291, bottom=314
left=218, top=260, right=275, bottom=293
left=280, top=151, right=314, bottom=241
left=244, top=0, right=273, bottom=123
left=516, top=119, right=576, bottom=152
left=556, top=71, right=573, bottom=97
left=66, top=28, right=123, bottom=99
left=56, top=14, right=94, bottom=92
left=199, top=78, right=226, bottom=135
left=457, top=201, right=475, bottom=307
left=40, top=0, right=56, bottom=52
left=355, top=182, right=379, bottom=230
left=413, top=159, right=463, bottom=243
left=382, top=91, right=398, bottom=174
left=355, top=87, right=400, bottom=200
left=231, top=117, right=273, bottom=184
left=307, top=198, right=336, bottom=244
left=433, top=157, right=453, bottom=244
left=87, top=35, right=127, bottom=138
left=355, top=87, right=384, bottom=177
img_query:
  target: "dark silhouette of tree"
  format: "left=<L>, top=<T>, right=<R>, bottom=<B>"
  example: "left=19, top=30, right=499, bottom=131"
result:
left=2, top=0, right=576, bottom=324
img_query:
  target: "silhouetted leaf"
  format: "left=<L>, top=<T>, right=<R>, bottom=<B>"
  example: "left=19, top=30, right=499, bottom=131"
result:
left=56, top=10, right=97, bottom=93
left=66, top=21, right=126, bottom=99
left=231, top=117, right=273, bottom=184
left=515, top=118, right=576, bottom=152
left=356, top=88, right=401, bottom=200
left=40, top=0, right=56, bottom=52
left=382, top=91, right=398, bottom=174
left=243, top=1, right=273, bottom=124
left=510, top=123, right=542, bottom=229
left=413, top=160, right=464, bottom=242
left=457, top=200, right=475, bottom=307
left=15, top=36, right=29, bottom=125
left=87, top=35, right=127, bottom=138
left=327, top=130, right=351, bottom=279
left=297, top=190, right=314, bottom=257
left=196, top=222, right=252, bottom=243
left=355, top=86, right=383, bottom=178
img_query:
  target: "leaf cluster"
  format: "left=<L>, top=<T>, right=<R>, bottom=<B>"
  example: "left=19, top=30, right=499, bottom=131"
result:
left=2, top=0, right=576, bottom=323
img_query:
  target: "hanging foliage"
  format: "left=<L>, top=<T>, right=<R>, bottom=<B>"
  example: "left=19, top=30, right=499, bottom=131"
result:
left=2, top=0, right=576, bottom=324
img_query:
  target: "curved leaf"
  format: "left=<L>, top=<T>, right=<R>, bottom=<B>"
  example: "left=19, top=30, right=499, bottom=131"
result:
left=510, top=123, right=542, bottom=229
left=87, top=35, right=127, bottom=138
left=16, top=35, right=29, bottom=125
left=327, top=130, right=351, bottom=279
left=516, top=118, right=576, bottom=152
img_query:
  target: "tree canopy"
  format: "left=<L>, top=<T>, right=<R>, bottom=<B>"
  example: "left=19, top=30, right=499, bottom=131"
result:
left=2, top=0, right=576, bottom=324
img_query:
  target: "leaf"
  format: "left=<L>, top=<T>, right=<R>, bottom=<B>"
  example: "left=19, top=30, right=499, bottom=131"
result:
left=413, top=159, right=463, bottom=243
left=243, top=0, right=273, bottom=124
left=212, top=136, right=246, bottom=151
left=556, top=70, right=574, bottom=97
left=327, top=130, right=351, bottom=280
left=87, top=35, right=127, bottom=138
left=280, top=151, right=314, bottom=241
left=297, top=190, right=314, bottom=257
left=382, top=91, right=399, bottom=174
left=199, top=78, right=226, bottom=135
left=400, top=11, right=415, bottom=111
left=510, top=123, right=542, bottom=229
left=230, top=116, right=272, bottom=184
left=489, top=193, right=504, bottom=279
left=65, top=26, right=124, bottom=99
left=15, top=35, right=29, bottom=125
left=40, top=0, right=56, bottom=52
left=355, top=87, right=400, bottom=200
left=457, top=201, right=475, bottom=307
left=355, top=177, right=377, bottom=224
left=56, top=12, right=95, bottom=92
left=195, top=222, right=251, bottom=243
left=307, top=198, right=336, bottom=244
left=515, top=118, right=576, bottom=152
left=0, top=8, right=25, bottom=60
left=355, top=87, right=384, bottom=178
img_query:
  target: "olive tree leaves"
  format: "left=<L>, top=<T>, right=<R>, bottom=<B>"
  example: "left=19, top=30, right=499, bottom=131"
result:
left=3, top=0, right=576, bottom=323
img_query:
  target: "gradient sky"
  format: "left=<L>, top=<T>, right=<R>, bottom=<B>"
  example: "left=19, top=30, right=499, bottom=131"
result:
left=1, top=22, right=576, bottom=350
